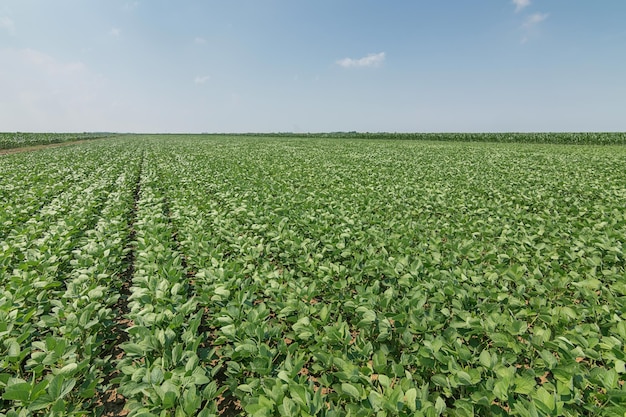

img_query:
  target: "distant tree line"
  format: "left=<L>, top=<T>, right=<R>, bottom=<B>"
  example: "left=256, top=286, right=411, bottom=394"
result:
left=202, top=132, right=626, bottom=145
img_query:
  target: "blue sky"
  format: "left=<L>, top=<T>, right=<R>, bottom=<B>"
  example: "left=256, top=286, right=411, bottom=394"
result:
left=1, top=1, right=625, bottom=133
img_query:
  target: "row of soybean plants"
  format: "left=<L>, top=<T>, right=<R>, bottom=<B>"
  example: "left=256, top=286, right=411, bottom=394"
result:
left=0, top=133, right=114, bottom=150
left=115, top=151, right=222, bottom=416
left=0, top=142, right=142, bottom=415
left=0, top=151, right=87, bottom=241
left=147, top=136, right=626, bottom=417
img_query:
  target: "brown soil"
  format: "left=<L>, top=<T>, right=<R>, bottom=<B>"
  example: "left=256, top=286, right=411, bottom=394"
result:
left=217, top=395, right=243, bottom=416
left=94, top=387, right=129, bottom=417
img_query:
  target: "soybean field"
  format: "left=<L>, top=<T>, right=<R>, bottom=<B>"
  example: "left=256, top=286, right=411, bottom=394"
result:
left=1, top=135, right=625, bottom=417
left=0, top=133, right=115, bottom=151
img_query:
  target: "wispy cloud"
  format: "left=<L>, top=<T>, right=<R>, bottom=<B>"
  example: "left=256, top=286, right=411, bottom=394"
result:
left=194, top=37, right=206, bottom=45
left=124, top=2, right=139, bottom=11
left=110, top=27, right=121, bottom=37
left=19, top=48, right=86, bottom=75
left=336, top=52, right=386, bottom=68
left=0, top=49, right=95, bottom=115
left=523, top=12, right=549, bottom=28
left=0, top=16, right=15, bottom=35
left=521, top=12, right=549, bottom=43
left=512, top=0, right=530, bottom=13
left=194, top=75, right=210, bottom=84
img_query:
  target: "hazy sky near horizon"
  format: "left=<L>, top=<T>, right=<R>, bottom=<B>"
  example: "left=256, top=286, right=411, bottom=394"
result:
left=1, top=1, right=625, bottom=133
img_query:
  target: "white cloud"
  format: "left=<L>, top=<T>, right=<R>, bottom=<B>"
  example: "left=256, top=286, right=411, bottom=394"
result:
left=194, top=75, right=210, bottom=84
left=194, top=37, right=206, bottom=44
left=336, top=52, right=386, bottom=68
left=0, top=16, right=15, bottom=35
left=523, top=12, right=549, bottom=28
left=512, top=0, right=530, bottom=13
left=110, top=27, right=121, bottom=37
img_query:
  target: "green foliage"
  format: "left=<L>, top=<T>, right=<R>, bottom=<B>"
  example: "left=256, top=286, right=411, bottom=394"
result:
left=0, top=142, right=142, bottom=415
left=0, top=132, right=115, bottom=150
left=1, top=135, right=625, bottom=416
left=157, top=135, right=626, bottom=416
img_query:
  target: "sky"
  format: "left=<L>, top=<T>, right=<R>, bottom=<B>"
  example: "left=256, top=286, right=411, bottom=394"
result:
left=1, top=1, right=625, bottom=133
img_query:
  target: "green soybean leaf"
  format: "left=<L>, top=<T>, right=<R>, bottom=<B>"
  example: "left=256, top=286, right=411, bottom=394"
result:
left=2, top=382, right=31, bottom=402
left=341, top=383, right=361, bottom=400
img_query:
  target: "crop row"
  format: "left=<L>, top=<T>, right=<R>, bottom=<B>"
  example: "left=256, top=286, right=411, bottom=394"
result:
left=116, top=153, right=224, bottom=416
left=0, top=149, right=118, bottom=240
left=0, top=133, right=114, bottom=150
left=1, top=143, right=142, bottom=415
